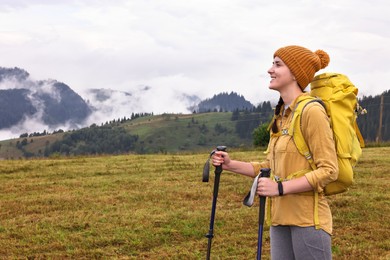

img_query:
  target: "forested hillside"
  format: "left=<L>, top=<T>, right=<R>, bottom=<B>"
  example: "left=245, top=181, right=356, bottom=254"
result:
left=357, top=90, right=389, bottom=142
left=0, top=101, right=274, bottom=158
left=197, top=92, right=255, bottom=112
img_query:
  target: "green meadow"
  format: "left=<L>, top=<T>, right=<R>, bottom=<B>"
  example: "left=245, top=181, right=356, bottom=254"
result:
left=0, top=147, right=389, bottom=259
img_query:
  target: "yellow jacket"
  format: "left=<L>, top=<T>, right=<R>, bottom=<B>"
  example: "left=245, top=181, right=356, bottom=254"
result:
left=251, top=93, right=338, bottom=235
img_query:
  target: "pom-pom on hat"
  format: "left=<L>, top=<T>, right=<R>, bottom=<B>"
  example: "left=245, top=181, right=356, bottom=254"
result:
left=274, top=45, right=330, bottom=90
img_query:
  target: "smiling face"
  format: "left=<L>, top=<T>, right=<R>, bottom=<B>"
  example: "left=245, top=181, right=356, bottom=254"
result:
left=267, top=56, right=296, bottom=92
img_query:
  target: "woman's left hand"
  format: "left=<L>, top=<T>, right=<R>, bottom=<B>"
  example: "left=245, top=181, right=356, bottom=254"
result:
left=257, top=177, right=279, bottom=197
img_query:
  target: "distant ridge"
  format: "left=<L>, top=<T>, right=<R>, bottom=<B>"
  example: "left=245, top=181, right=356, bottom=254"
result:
left=197, top=92, right=254, bottom=112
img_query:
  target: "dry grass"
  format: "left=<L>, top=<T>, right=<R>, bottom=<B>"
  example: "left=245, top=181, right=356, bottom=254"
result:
left=0, top=147, right=389, bottom=259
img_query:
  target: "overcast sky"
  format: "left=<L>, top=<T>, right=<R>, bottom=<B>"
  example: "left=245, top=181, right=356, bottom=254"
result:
left=1, top=0, right=390, bottom=111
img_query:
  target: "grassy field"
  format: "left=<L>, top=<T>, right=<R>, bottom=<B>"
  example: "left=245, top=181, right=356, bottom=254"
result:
left=0, top=147, right=389, bottom=259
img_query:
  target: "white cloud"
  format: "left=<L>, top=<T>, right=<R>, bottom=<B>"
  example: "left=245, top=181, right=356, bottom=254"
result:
left=0, top=0, right=389, bottom=115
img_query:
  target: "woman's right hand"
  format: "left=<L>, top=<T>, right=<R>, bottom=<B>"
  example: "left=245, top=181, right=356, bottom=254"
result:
left=211, top=151, right=230, bottom=170
left=211, top=151, right=256, bottom=178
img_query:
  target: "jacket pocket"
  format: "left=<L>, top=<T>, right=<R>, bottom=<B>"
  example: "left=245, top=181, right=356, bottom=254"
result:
left=275, top=135, right=296, bottom=153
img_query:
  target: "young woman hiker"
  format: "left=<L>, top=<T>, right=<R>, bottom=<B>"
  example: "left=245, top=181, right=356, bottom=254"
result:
left=212, top=45, right=338, bottom=260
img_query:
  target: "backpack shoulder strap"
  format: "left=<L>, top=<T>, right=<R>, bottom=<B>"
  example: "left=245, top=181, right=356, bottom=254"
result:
left=289, top=96, right=324, bottom=170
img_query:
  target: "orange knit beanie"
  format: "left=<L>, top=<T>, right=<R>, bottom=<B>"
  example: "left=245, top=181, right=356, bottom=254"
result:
left=274, top=45, right=330, bottom=90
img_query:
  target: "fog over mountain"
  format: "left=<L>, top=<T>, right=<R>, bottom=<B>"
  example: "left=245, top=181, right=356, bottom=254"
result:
left=82, top=85, right=202, bottom=124
left=0, top=67, right=204, bottom=140
left=0, top=67, right=91, bottom=139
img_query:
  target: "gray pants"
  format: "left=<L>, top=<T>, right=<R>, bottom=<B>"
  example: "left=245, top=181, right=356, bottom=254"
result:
left=270, top=226, right=332, bottom=260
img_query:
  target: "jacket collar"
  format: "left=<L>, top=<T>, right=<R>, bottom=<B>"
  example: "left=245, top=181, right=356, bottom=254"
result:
left=282, top=92, right=310, bottom=115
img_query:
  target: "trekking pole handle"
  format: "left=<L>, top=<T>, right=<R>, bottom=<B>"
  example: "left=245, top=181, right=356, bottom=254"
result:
left=213, top=146, right=226, bottom=197
left=202, top=146, right=227, bottom=183
left=259, top=168, right=271, bottom=224
left=259, top=168, right=271, bottom=178
left=214, top=145, right=227, bottom=174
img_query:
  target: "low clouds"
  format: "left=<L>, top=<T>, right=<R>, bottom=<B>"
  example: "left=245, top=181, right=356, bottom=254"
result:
left=82, top=80, right=202, bottom=124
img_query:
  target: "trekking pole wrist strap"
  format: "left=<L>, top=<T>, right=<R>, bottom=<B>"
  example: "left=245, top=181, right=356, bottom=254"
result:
left=278, top=181, right=284, bottom=196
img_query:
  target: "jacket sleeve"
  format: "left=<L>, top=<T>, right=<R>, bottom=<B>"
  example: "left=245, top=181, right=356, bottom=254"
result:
left=302, top=103, right=339, bottom=193
left=250, top=160, right=270, bottom=178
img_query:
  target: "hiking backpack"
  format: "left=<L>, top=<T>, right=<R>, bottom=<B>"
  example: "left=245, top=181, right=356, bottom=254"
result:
left=290, top=72, right=365, bottom=195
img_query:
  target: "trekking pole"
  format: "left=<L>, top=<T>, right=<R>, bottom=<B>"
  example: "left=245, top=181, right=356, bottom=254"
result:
left=202, top=145, right=227, bottom=260
left=257, top=168, right=271, bottom=260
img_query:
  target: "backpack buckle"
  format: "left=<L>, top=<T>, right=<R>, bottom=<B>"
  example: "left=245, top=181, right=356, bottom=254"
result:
left=304, top=152, right=312, bottom=160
